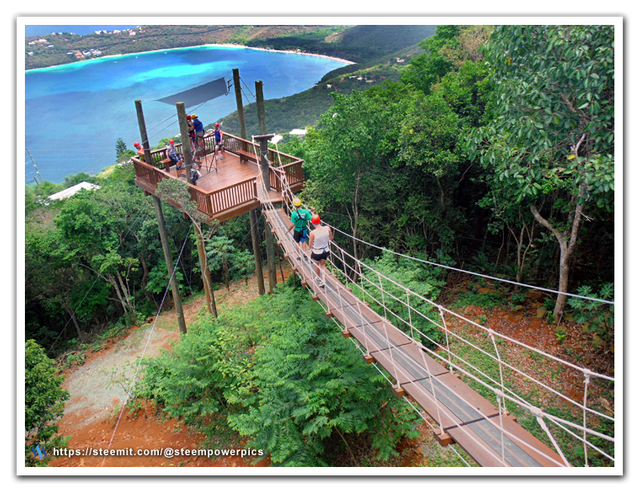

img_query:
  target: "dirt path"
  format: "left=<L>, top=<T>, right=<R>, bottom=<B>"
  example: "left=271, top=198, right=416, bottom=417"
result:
left=49, top=274, right=273, bottom=468
left=49, top=268, right=608, bottom=468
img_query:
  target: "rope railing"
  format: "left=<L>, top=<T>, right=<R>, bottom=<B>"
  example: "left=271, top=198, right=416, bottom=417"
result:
left=259, top=157, right=615, bottom=468
left=326, top=238, right=615, bottom=441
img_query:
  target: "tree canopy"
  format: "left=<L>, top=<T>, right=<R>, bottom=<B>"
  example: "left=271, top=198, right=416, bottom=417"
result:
left=24, top=24, right=617, bottom=468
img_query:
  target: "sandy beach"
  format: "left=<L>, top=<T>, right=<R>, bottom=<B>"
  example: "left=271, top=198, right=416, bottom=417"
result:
left=25, top=41, right=355, bottom=72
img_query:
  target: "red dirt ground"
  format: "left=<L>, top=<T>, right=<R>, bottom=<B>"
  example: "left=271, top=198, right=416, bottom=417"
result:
left=49, top=273, right=282, bottom=468
left=48, top=269, right=613, bottom=469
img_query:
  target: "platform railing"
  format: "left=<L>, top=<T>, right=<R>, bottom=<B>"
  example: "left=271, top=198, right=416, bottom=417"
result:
left=132, top=132, right=303, bottom=218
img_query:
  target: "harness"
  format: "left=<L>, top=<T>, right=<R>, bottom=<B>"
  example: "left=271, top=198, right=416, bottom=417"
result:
left=295, top=210, right=308, bottom=231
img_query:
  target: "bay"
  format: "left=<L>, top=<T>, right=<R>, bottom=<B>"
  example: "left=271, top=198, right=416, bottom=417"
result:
left=24, top=45, right=349, bottom=184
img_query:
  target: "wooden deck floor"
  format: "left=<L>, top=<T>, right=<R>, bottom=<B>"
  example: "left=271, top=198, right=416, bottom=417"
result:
left=263, top=207, right=569, bottom=468
left=167, top=150, right=282, bottom=203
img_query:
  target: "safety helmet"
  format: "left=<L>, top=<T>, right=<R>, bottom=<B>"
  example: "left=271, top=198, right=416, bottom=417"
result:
left=134, top=142, right=140, bottom=147
left=169, top=139, right=174, bottom=144
left=311, top=214, right=321, bottom=225
left=186, top=115, right=192, bottom=120
left=293, top=197, right=302, bottom=207
left=192, top=114, right=198, bottom=118
left=215, top=122, right=220, bottom=127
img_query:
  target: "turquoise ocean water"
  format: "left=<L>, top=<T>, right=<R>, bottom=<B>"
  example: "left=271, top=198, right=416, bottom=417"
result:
left=24, top=45, right=347, bottom=184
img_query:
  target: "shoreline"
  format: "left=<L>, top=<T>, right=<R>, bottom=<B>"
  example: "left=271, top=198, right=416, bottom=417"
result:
left=25, top=42, right=355, bottom=72
left=24, top=41, right=355, bottom=185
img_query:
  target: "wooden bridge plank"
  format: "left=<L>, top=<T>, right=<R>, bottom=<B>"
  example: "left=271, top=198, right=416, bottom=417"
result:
left=264, top=204, right=568, bottom=468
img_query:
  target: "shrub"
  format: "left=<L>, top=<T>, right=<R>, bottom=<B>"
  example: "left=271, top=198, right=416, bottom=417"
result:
left=25, top=340, right=70, bottom=466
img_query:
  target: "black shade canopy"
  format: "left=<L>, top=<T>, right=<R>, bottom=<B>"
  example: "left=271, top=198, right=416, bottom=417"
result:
left=157, top=77, right=229, bottom=107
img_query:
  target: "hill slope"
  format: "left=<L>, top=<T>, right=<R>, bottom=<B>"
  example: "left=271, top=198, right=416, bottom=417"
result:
left=218, top=25, right=436, bottom=136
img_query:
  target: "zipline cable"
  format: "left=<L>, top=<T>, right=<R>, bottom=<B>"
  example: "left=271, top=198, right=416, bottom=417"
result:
left=100, top=223, right=192, bottom=466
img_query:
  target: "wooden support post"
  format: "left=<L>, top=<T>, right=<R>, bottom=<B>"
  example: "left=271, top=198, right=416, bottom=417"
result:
left=176, top=102, right=193, bottom=184
left=134, top=100, right=153, bottom=166
left=255, top=81, right=277, bottom=292
left=434, top=431, right=454, bottom=447
left=325, top=310, right=333, bottom=318
left=151, top=196, right=188, bottom=335
left=249, top=209, right=265, bottom=296
left=232, top=68, right=248, bottom=142
left=363, top=354, right=375, bottom=364
left=341, top=329, right=351, bottom=338
left=265, top=221, right=277, bottom=294
left=312, top=295, right=319, bottom=302
left=193, top=222, right=217, bottom=318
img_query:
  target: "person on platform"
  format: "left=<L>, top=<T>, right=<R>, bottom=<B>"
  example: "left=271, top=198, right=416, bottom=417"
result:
left=285, top=197, right=312, bottom=259
left=166, top=139, right=184, bottom=170
left=134, top=142, right=145, bottom=162
left=214, top=122, right=225, bottom=161
left=191, top=167, right=202, bottom=185
left=187, top=115, right=196, bottom=151
left=308, top=214, right=333, bottom=288
left=191, top=114, right=205, bottom=150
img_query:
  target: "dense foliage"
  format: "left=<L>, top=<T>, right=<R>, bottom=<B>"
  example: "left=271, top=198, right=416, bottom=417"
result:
left=139, top=283, right=420, bottom=466
left=24, top=24, right=616, bottom=468
left=25, top=340, right=70, bottom=466
left=292, top=24, right=614, bottom=319
left=24, top=164, right=256, bottom=354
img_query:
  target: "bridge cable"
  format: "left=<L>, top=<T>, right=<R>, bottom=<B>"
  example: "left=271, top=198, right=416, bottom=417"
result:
left=99, top=223, right=192, bottom=466
left=262, top=165, right=615, bottom=466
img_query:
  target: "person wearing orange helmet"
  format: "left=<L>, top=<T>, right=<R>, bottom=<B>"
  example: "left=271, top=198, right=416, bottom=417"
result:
left=166, top=139, right=184, bottom=170
left=133, top=142, right=146, bottom=162
left=308, top=214, right=333, bottom=288
left=213, top=122, right=225, bottom=161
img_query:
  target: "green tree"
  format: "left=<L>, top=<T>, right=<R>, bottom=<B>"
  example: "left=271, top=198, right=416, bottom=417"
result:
left=115, top=137, right=134, bottom=163
left=138, top=283, right=421, bottom=466
left=305, top=86, right=410, bottom=262
left=467, top=25, right=615, bottom=321
left=156, top=178, right=219, bottom=317
left=206, top=234, right=236, bottom=291
left=306, top=94, right=372, bottom=262
left=25, top=340, right=70, bottom=466
left=394, top=90, right=466, bottom=253
left=226, top=286, right=420, bottom=466
left=55, top=195, right=140, bottom=320
left=400, top=25, right=461, bottom=95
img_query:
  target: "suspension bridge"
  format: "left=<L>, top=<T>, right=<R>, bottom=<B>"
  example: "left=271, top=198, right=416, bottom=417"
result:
left=130, top=126, right=616, bottom=470
left=264, top=206, right=562, bottom=467
left=260, top=152, right=616, bottom=469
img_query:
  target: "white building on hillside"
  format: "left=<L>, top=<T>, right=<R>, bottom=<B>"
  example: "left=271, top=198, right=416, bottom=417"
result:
left=48, top=182, right=101, bottom=201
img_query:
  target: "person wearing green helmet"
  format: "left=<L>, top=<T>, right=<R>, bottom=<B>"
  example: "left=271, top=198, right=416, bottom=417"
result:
left=286, top=197, right=312, bottom=259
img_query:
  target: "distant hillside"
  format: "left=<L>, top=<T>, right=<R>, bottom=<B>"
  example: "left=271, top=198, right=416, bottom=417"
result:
left=24, top=24, right=435, bottom=71
left=24, top=25, right=350, bottom=70
left=218, top=26, right=436, bottom=137
left=247, top=25, right=436, bottom=64
left=26, top=23, right=436, bottom=141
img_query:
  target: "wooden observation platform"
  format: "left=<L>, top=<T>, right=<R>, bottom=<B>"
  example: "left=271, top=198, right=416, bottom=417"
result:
left=132, top=131, right=304, bottom=222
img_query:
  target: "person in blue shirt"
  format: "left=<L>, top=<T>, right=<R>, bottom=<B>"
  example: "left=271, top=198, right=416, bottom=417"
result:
left=191, top=114, right=205, bottom=150
left=214, top=122, right=225, bottom=161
